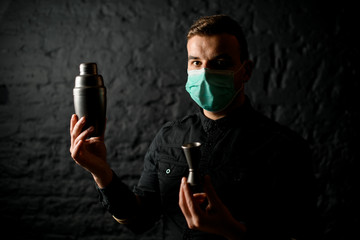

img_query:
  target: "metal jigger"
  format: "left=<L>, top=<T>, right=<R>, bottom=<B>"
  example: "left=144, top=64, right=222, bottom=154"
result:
left=181, top=142, right=202, bottom=191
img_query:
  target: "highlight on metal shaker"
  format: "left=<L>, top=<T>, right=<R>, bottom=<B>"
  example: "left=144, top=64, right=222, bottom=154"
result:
left=73, top=63, right=106, bottom=138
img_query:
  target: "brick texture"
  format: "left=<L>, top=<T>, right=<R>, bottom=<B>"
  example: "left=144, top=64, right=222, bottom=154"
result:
left=0, top=0, right=358, bottom=239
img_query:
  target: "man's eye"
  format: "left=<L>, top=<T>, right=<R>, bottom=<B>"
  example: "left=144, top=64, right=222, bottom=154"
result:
left=192, top=61, right=201, bottom=66
left=216, top=60, right=228, bottom=67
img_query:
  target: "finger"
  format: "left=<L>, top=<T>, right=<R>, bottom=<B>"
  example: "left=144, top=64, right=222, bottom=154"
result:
left=71, top=116, right=86, bottom=144
left=179, top=177, right=192, bottom=219
left=71, top=139, right=84, bottom=160
left=193, top=193, right=207, bottom=204
left=70, top=114, right=78, bottom=150
left=70, top=114, right=78, bottom=134
left=74, top=126, right=94, bottom=146
left=182, top=177, right=202, bottom=217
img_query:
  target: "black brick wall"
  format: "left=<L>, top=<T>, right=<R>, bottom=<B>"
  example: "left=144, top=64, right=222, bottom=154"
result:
left=0, top=0, right=358, bottom=239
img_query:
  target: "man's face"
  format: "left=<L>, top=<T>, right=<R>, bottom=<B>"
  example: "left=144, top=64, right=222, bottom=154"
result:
left=187, top=33, right=249, bottom=90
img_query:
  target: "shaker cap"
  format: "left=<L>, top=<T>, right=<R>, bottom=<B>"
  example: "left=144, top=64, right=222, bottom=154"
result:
left=74, top=63, right=104, bottom=88
left=80, top=63, right=98, bottom=75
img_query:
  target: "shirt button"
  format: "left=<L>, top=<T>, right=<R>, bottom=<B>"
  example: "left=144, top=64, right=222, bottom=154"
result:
left=166, top=169, right=171, bottom=174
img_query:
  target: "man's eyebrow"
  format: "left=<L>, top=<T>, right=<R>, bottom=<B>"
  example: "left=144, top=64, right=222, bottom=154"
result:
left=188, top=54, right=233, bottom=61
left=188, top=55, right=199, bottom=60
left=213, top=53, right=232, bottom=60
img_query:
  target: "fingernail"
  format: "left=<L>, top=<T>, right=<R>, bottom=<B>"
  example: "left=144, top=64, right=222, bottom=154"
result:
left=182, top=177, right=187, bottom=184
left=89, top=126, right=94, bottom=131
left=80, top=117, right=85, bottom=123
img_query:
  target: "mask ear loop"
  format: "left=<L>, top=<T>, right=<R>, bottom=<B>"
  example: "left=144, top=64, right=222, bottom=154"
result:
left=233, top=63, right=246, bottom=91
left=234, top=64, right=244, bottom=74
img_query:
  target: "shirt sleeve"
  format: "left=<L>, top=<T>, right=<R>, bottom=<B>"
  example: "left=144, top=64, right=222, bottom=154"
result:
left=96, top=169, right=161, bottom=233
left=96, top=171, right=138, bottom=219
left=97, top=124, right=171, bottom=233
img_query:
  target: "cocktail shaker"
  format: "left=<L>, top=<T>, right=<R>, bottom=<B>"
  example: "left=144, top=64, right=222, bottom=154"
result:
left=182, top=142, right=202, bottom=191
left=73, top=63, right=106, bottom=137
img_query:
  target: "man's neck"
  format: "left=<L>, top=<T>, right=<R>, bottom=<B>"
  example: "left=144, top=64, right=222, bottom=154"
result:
left=203, top=93, right=245, bottom=120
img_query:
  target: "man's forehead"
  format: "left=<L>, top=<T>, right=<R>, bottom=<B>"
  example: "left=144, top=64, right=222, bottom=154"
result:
left=187, top=34, right=240, bottom=59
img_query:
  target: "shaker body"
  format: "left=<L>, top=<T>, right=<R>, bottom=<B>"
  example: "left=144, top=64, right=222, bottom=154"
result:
left=73, top=63, right=106, bottom=137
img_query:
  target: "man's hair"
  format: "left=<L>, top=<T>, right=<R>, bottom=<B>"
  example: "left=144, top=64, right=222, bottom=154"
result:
left=187, top=15, right=249, bottom=61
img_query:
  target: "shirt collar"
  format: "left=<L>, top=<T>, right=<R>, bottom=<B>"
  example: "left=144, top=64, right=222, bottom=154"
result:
left=199, top=96, right=255, bottom=133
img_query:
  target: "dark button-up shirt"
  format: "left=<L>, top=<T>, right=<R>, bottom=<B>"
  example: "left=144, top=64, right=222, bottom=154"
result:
left=98, top=98, right=319, bottom=239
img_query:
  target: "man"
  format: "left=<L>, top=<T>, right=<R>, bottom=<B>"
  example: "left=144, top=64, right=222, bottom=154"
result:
left=70, top=15, right=319, bottom=239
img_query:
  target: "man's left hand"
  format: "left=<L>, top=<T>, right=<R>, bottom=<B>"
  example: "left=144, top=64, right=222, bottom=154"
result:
left=179, top=175, right=246, bottom=240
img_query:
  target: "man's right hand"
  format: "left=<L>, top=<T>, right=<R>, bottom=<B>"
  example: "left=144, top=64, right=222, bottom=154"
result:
left=69, top=114, right=112, bottom=188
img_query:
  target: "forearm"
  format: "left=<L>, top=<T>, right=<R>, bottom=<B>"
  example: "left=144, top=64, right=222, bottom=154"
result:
left=91, top=164, right=113, bottom=188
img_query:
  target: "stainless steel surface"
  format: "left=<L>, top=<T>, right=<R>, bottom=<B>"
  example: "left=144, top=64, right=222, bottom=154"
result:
left=182, top=142, right=202, bottom=187
left=73, top=63, right=106, bottom=137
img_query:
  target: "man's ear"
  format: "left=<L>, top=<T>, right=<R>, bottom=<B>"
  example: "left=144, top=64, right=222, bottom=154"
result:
left=243, top=60, right=254, bottom=83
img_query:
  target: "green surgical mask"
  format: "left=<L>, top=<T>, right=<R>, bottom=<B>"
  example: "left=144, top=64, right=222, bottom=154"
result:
left=185, top=66, right=243, bottom=112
